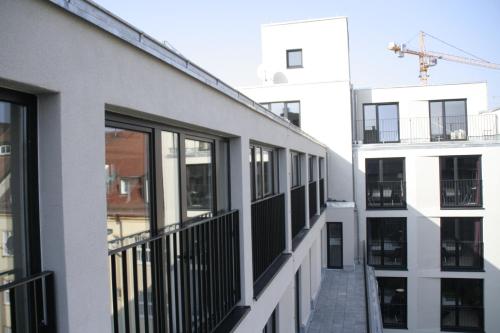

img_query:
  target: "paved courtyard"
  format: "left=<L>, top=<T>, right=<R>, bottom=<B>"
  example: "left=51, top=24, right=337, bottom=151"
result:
left=306, top=266, right=367, bottom=333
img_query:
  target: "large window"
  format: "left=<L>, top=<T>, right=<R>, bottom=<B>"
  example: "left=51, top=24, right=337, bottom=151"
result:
left=441, top=218, right=483, bottom=271
left=363, top=103, right=399, bottom=143
left=366, top=158, right=406, bottom=209
left=287, top=49, right=303, bottom=68
left=250, top=144, right=279, bottom=201
left=367, top=218, right=406, bottom=269
left=261, top=101, right=301, bottom=127
left=440, top=155, right=482, bottom=208
left=377, top=277, right=407, bottom=329
left=430, top=99, right=467, bottom=141
left=106, top=115, right=229, bottom=248
left=262, top=307, right=277, bottom=333
left=290, top=151, right=301, bottom=188
left=441, top=279, right=483, bottom=332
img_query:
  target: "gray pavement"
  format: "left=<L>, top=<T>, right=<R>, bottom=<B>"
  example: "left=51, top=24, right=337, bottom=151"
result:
left=306, top=266, right=367, bottom=333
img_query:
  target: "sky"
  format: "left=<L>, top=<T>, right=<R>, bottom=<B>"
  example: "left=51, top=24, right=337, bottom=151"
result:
left=93, top=0, right=500, bottom=109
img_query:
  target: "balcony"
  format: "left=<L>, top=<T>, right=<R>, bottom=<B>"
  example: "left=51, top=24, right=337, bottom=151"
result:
left=367, top=241, right=407, bottom=269
left=0, top=271, right=56, bottom=333
left=108, top=210, right=243, bottom=333
left=291, top=185, right=306, bottom=241
left=308, top=181, right=318, bottom=219
left=366, top=181, right=406, bottom=209
left=251, top=193, right=287, bottom=296
left=440, top=179, right=482, bottom=208
left=354, top=114, right=498, bottom=145
left=442, top=241, right=483, bottom=271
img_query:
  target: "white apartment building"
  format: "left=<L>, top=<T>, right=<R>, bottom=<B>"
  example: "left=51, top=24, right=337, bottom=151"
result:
left=241, top=17, right=500, bottom=333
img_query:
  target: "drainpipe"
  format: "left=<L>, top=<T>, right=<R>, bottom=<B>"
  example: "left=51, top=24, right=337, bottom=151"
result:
left=351, top=87, right=361, bottom=264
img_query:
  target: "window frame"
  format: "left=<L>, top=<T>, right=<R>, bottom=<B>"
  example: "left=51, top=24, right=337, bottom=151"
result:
left=260, top=101, right=301, bottom=127
left=429, top=99, right=468, bottom=142
left=377, top=277, right=408, bottom=329
left=440, top=217, right=483, bottom=272
left=367, top=217, right=407, bottom=270
left=250, top=143, right=280, bottom=202
left=365, top=157, right=406, bottom=210
left=441, top=278, right=484, bottom=332
left=286, top=49, right=303, bottom=69
left=290, top=151, right=302, bottom=189
left=362, top=102, right=400, bottom=144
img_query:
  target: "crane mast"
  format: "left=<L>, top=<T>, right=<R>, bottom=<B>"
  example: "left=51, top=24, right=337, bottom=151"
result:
left=388, top=31, right=500, bottom=84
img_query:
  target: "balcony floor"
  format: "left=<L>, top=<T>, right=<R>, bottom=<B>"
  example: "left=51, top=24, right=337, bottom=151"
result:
left=306, top=265, right=367, bottom=333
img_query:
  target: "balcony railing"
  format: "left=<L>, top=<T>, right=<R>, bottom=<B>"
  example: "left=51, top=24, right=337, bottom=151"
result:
left=367, top=241, right=407, bottom=269
left=354, top=114, right=498, bottom=145
left=251, top=193, right=286, bottom=283
left=319, top=178, right=326, bottom=208
left=308, top=181, right=317, bottom=219
left=0, top=271, right=56, bottom=333
left=363, top=241, right=384, bottom=333
left=366, top=181, right=406, bottom=209
left=291, top=185, right=306, bottom=239
left=440, top=179, right=482, bottom=208
left=108, top=210, right=240, bottom=333
left=381, top=304, right=407, bottom=329
left=441, top=241, right=483, bottom=270
left=441, top=305, right=484, bottom=331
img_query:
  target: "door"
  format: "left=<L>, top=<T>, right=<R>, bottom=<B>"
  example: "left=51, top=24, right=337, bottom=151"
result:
left=327, top=222, right=343, bottom=268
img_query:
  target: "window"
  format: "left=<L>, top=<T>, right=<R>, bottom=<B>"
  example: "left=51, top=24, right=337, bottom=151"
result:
left=377, top=277, right=407, bottom=328
left=440, top=155, right=482, bottom=208
left=363, top=103, right=399, bottom=143
left=367, top=218, right=406, bottom=269
left=0, top=145, right=11, bottom=156
left=295, top=269, right=301, bottom=333
left=250, top=144, right=279, bottom=201
left=287, top=49, right=303, bottom=68
left=308, top=156, right=314, bottom=182
left=261, top=101, right=301, bottom=127
left=290, top=151, right=301, bottom=188
left=262, top=307, right=277, bottom=333
left=441, top=218, right=483, bottom=271
left=319, top=157, right=324, bottom=179
left=441, top=279, right=483, bottom=332
left=365, top=158, right=406, bottom=209
left=430, top=99, right=467, bottom=141
left=185, top=139, right=214, bottom=218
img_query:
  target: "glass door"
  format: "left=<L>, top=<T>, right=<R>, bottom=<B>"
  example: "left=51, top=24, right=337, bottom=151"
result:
left=327, top=222, right=343, bottom=268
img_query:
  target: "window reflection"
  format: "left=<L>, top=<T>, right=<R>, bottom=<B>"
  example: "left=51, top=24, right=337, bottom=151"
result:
left=105, top=127, right=151, bottom=249
left=161, top=131, right=180, bottom=227
left=185, top=139, right=213, bottom=218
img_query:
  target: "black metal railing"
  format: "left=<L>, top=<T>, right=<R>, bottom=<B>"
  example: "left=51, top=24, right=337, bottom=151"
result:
left=291, top=185, right=306, bottom=239
left=440, top=179, right=482, bottom=208
left=366, top=181, right=406, bottom=209
left=441, top=241, right=483, bottom=270
left=354, top=114, right=498, bottom=144
left=0, top=271, right=56, bottom=333
left=441, top=306, right=484, bottom=331
left=251, top=193, right=286, bottom=283
left=308, top=181, right=317, bottom=219
left=367, top=241, right=407, bottom=269
left=109, top=210, right=240, bottom=333
left=319, top=178, right=325, bottom=208
left=381, top=304, right=407, bottom=329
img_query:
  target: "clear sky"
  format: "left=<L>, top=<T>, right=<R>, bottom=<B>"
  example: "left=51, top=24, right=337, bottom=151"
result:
left=94, top=0, right=500, bottom=108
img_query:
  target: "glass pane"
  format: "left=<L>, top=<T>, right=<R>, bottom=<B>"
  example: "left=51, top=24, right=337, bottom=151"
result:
left=287, top=50, right=302, bottom=67
left=327, top=223, right=342, bottom=267
left=250, top=147, right=254, bottom=200
left=444, top=101, right=467, bottom=140
left=106, top=127, right=151, bottom=249
left=255, top=147, right=262, bottom=199
left=217, top=141, right=230, bottom=211
left=364, top=105, right=378, bottom=143
left=430, top=101, right=444, bottom=141
left=161, top=131, right=180, bottom=228
left=378, top=104, right=399, bottom=142
left=269, top=103, right=285, bottom=118
left=185, top=139, right=213, bottom=218
left=287, top=102, right=300, bottom=127
left=382, top=158, right=404, bottom=181
left=262, top=149, right=273, bottom=196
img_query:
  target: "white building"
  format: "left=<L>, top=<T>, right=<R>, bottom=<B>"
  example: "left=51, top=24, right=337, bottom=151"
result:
left=241, top=16, right=500, bottom=333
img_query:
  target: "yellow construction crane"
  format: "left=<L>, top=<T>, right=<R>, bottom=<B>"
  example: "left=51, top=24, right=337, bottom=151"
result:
left=388, top=31, right=500, bottom=84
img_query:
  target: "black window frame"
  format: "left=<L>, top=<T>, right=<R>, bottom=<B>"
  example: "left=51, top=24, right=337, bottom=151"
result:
left=429, top=99, right=468, bottom=142
left=441, top=278, right=484, bottom=332
left=365, top=157, right=406, bottom=210
left=250, top=143, right=280, bottom=202
left=367, top=217, right=407, bottom=270
left=326, top=222, right=343, bottom=269
left=377, top=277, right=408, bottom=329
left=105, top=112, right=230, bottom=239
left=261, top=101, right=301, bottom=127
left=362, top=102, right=400, bottom=144
left=286, top=49, right=303, bottom=69
left=439, top=155, right=482, bottom=209
left=441, top=217, right=483, bottom=272
left=0, top=88, right=41, bottom=276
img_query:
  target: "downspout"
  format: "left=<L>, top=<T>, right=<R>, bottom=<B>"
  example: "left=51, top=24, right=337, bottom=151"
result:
left=351, top=86, right=361, bottom=263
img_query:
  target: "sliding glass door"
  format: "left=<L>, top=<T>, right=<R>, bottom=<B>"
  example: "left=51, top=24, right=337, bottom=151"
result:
left=327, top=222, right=343, bottom=268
